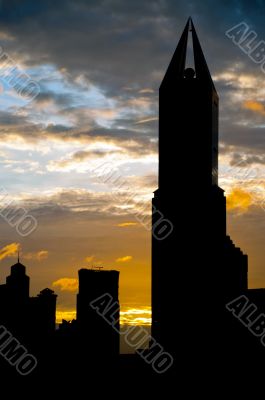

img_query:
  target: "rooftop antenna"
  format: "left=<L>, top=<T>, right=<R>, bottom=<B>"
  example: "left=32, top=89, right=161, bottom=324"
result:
left=18, top=250, right=20, bottom=263
left=91, top=264, right=103, bottom=270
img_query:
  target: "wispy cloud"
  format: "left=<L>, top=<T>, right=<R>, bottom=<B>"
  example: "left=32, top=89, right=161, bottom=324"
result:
left=23, top=250, right=49, bottom=261
left=52, top=278, right=78, bottom=292
left=116, top=222, right=138, bottom=227
left=115, top=255, right=133, bottom=263
left=0, top=243, right=19, bottom=261
left=135, top=117, right=157, bottom=124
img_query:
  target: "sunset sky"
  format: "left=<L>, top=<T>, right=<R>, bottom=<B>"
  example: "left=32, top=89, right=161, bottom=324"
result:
left=0, top=0, right=264, bottom=325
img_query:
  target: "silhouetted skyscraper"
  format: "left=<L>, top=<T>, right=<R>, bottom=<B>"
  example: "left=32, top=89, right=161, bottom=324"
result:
left=77, top=268, right=120, bottom=357
left=152, top=18, right=248, bottom=361
left=5, top=259, right=30, bottom=336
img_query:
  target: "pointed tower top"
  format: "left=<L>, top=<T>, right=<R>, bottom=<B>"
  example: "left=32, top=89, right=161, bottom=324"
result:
left=160, top=18, right=189, bottom=86
left=160, top=18, right=217, bottom=93
left=18, top=250, right=20, bottom=263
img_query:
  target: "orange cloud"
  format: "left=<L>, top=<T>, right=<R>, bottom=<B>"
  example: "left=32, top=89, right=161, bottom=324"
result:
left=138, top=88, right=154, bottom=94
left=243, top=100, right=265, bottom=116
left=23, top=250, right=49, bottom=261
left=116, top=222, right=138, bottom=227
left=52, top=278, right=78, bottom=292
left=84, top=255, right=95, bottom=262
left=227, top=188, right=252, bottom=212
left=115, top=255, right=133, bottom=263
left=0, top=243, right=20, bottom=261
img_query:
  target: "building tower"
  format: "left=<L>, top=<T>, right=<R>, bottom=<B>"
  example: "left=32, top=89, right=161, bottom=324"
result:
left=152, top=18, right=248, bottom=360
left=6, top=258, right=30, bottom=300
left=4, top=258, right=30, bottom=335
left=77, top=268, right=120, bottom=357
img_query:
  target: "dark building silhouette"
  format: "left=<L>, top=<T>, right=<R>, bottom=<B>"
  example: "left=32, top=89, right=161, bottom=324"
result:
left=30, top=288, right=57, bottom=337
left=152, top=18, right=248, bottom=361
left=0, top=259, right=30, bottom=337
left=6, top=259, right=29, bottom=300
left=0, top=257, right=57, bottom=340
left=77, top=268, right=120, bottom=357
left=0, top=260, right=121, bottom=383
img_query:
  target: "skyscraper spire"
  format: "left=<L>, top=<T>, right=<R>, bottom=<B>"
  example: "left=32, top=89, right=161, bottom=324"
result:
left=190, top=19, right=216, bottom=92
left=160, top=17, right=216, bottom=92
left=160, top=18, right=189, bottom=87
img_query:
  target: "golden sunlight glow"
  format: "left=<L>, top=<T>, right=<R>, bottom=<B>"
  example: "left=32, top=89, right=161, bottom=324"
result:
left=56, top=309, right=76, bottom=324
left=84, top=255, right=95, bottom=262
left=56, top=307, right=151, bottom=326
left=120, top=307, right=151, bottom=326
left=226, top=188, right=252, bottom=212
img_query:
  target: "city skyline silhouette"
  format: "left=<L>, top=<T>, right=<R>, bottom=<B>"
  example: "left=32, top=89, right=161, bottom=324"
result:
left=0, top=5, right=265, bottom=396
left=0, top=9, right=263, bottom=341
left=0, top=10, right=265, bottom=392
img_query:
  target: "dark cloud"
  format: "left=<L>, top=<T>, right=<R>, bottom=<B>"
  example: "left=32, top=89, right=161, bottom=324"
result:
left=0, top=0, right=264, bottom=156
left=0, top=108, right=157, bottom=157
left=221, top=125, right=265, bottom=154
left=0, top=0, right=263, bottom=151
left=0, top=0, right=254, bottom=92
left=11, top=188, right=151, bottom=222
left=0, top=0, right=264, bottom=169
left=35, top=91, right=75, bottom=107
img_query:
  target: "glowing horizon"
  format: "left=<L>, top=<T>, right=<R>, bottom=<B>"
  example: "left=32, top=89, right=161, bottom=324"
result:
left=56, top=306, right=152, bottom=326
